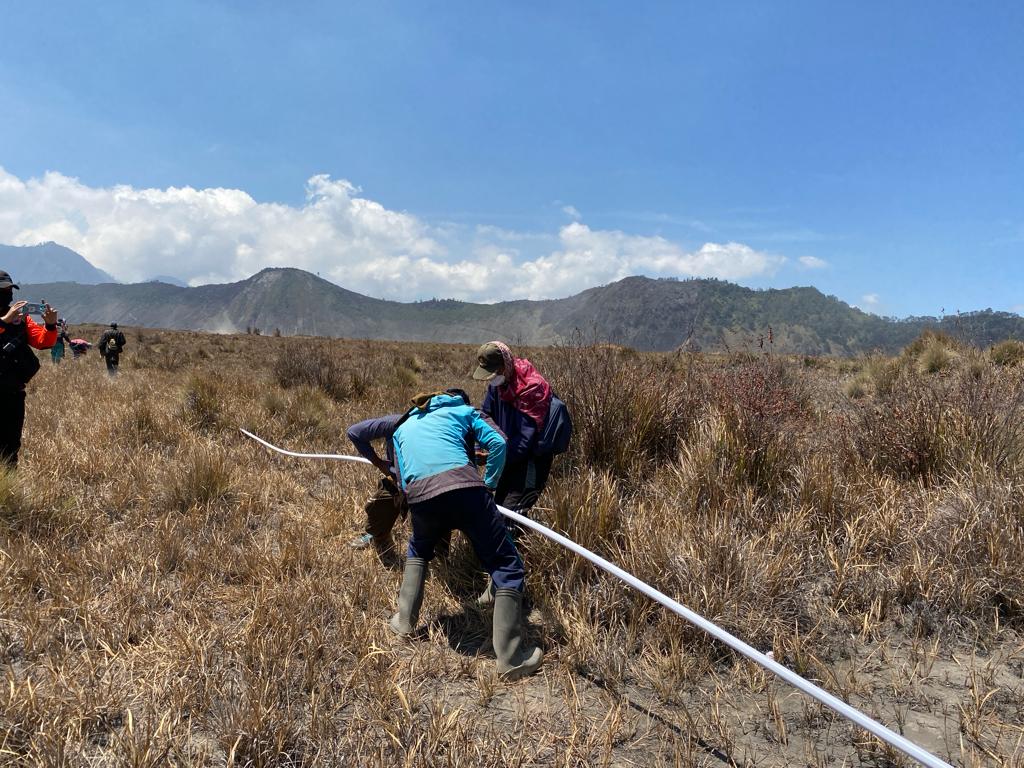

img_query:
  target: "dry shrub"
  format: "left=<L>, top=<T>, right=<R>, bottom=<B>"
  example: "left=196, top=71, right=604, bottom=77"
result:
left=181, top=372, right=223, bottom=432
left=903, top=329, right=963, bottom=375
left=855, top=375, right=947, bottom=482
left=943, top=366, right=1024, bottom=476
left=991, top=339, right=1024, bottom=367
left=0, top=467, right=84, bottom=538
left=274, top=386, right=335, bottom=440
left=118, top=393, right=166, bottom=447
left=908, top=475, right=1024, bottom=628
left=0, top=466, right=27, bottom=510
left=545, top=339, right=701, bottom=480
left=167, top=443, right=236, bottom=510
left=708, top=358, right=807, bottom=495
left=391, top=362, right=419, bottom=389
left=902, top=329, right=964, bottom=359
left=131, top=342, right=193, bottom=371
left=917, top=339, right=954, bottom=374
left=864, top=354, right=901, bottom=395
left=544, top=469, right=623, bottom=554
left=843, top=375, right=869, bottom=400
left=0, top=468, right=35, bottom=532
left=856, top=362, right=1024, bottom=482
left=272, top=342, right=354, bottom=402
left=262, top=389, right=287, bottom=417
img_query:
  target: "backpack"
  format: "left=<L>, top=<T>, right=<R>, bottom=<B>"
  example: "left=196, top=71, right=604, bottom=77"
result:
left=0, top=327, right=41, bottom=386
left=534, top=395, right=573, bottom=456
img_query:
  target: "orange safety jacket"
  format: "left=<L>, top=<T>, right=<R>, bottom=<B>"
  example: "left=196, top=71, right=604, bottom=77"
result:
left=0, top=316, right=58, bottom=349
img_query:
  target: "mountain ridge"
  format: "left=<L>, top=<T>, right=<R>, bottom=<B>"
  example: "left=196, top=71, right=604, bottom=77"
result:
left=20, top=266, right=1024, bottom=355
left=0, top=242, right=117, bottom=284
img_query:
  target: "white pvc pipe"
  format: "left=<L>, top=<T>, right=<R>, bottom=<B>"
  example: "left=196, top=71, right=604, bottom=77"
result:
left=240, top=429, right=373, bottom=464
left=239, top=429, right=953, bottom=768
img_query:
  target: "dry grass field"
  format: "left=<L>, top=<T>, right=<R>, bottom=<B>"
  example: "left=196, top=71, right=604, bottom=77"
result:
left=2, top=326, right=1024, bottom=766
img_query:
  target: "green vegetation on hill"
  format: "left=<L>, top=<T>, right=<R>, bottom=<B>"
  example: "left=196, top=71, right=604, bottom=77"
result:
left=21, top=268, right=1024, bottom=355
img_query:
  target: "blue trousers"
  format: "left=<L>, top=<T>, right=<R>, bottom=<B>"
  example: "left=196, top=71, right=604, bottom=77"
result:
left=407, top=486, right=526, bottom=592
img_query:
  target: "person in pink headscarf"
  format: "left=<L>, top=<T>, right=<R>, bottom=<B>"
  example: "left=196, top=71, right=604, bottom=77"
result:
left=470, top=340, right=553, bottom=522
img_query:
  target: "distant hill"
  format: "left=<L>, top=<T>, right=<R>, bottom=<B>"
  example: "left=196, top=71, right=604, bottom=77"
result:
left=0, top=242, right=116, bottom=284
left=21, top=267, right=1024, bottom=355
left=147, top=275, right=188, bottom=287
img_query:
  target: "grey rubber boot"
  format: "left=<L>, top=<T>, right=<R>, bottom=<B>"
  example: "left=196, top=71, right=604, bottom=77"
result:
left=476, top=576, right=496, bottom=606
left=388, top=557, right=427, bottom=636
left=493, top=588, right=543, bottom=681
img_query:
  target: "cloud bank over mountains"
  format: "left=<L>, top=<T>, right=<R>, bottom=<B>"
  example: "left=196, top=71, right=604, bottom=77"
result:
left=0, top=167, right=787, bottom=301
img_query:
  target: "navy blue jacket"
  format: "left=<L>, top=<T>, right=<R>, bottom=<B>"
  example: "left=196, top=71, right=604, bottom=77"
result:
left=482, top=385, right=539, bottom=464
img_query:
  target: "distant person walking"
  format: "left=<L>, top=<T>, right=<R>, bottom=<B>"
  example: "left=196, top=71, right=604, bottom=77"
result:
left=99, top=322, right=126, bottom=375
left=386, top=389, right=543, bottom=681
left=69, top=338, right=92, bottom=359
left=0, top=270, right=59, bottom=468
left=51, top=319, right=70, bottom=364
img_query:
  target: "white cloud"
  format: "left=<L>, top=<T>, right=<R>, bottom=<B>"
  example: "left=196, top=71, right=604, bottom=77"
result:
left=562, top=204, right=582, bottom=220
left=510, top=223, right=784, bottom=300
left=857, top=293, right=882, bottom=313
left=798, top=255, right=828, bottom=269
left=0, top=167, right=786, bottom=302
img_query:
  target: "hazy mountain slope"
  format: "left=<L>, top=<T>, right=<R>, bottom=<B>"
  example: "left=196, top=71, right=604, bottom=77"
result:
left=147, top=275, right=188, bottom=287
left=22, top=267, right=1024, bottom=354
left=0, top=242, right=117, bottom=284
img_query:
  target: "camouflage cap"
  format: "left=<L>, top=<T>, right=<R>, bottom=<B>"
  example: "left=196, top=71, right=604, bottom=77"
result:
left=470, top=342, right=504, bottom=380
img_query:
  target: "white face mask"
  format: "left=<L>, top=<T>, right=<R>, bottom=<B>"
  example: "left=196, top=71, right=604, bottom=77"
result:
left=489, top=374, right=506, bottom=387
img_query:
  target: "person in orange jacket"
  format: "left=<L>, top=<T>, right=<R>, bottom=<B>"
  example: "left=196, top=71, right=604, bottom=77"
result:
left=0, top=270, right=59, bottom=468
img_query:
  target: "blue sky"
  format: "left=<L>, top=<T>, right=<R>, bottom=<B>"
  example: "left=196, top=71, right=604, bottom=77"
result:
left=1, top=1, right=1021, bottom=314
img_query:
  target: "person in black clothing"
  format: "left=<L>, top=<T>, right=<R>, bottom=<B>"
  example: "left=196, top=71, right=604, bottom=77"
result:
left=0, top=270, right=59, bottom=468
left=99, top=322, right=127, bottom=375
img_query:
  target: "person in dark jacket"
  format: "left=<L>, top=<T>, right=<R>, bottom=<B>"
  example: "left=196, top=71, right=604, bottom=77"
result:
left=346, top=411, right=409, bottom=561
left=98, top=322, right=126, bottom=375
left=386, top=390, right=543, bottom=681
left=471, top=341, right=555, bottom=523
left=0, top=270, right=59, bottom=468
left=470, top=341, right=558, bottom=605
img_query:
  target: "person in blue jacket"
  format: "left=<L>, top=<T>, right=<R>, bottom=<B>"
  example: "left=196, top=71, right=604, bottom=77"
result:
left=386, top=389, right=543, bottom=681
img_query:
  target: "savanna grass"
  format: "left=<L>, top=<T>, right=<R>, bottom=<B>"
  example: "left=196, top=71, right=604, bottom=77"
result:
left=1, top=326, right=1023, bottom=765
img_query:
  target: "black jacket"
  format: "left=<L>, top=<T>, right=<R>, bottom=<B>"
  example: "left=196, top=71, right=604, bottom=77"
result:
left=99, top=329, right=126, bottom=356
left=1, top=318, right=47, bottom=392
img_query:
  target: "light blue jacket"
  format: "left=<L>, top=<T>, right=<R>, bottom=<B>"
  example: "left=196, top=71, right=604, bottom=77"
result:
left=392, top=393, right=507, bottom=504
